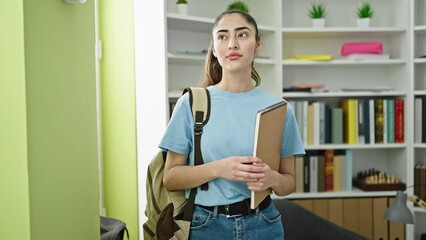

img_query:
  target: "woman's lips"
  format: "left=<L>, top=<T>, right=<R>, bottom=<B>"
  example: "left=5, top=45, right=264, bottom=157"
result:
left=227, top=53, right=242, bottom=60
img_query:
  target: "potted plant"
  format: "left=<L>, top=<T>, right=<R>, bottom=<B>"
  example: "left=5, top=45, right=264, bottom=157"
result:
left=227, top=1, right=250, bottom=13
left=176, top=0, right=188, bottom=15
left=356, top=1, right=373, bottom=28
left=308, top=2, right=327, bottom=28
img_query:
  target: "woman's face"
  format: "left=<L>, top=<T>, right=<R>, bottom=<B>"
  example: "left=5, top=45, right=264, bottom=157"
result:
left=212, top=13, right=260, bottom=74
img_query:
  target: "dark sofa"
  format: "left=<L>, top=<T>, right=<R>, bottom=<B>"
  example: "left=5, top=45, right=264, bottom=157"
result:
left=273, top=199, right=368, bottom=240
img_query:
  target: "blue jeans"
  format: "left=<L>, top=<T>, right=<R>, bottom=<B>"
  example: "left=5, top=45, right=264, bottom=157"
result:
left=189, top=202, right=284, bottom=240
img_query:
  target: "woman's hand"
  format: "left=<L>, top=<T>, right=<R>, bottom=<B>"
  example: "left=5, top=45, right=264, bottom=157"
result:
left=216, top=156, right=265, bottom=182
left=246, top=163, right=279, bottom=191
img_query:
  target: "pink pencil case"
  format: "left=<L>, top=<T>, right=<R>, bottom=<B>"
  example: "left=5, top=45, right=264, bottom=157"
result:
left=341, top=42, right=383, bottom=56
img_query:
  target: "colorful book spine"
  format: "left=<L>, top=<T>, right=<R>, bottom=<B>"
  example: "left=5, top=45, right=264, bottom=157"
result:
left=363, top=99, right=371, bottom=144
left=358, top=99, right=365, bottom=144
left=303, top=155, right=310, bottom=192
left=341, top=99, right=358, bottom=144
left=394, top=98, right=404, bottom=143
left=345, top=149, right=353, bottom=191
left=307, top=103, right=315, bottom=145
left=333, top=152, right=342, bottom=192
left=317, top=153, right=325, bottom=192
left=324, top=149, right=334, bottom=192
left=375, top=99, right=384, bottom=143
left=331, top=108, right=343, bottom=144
left=325, top=104, right=332, bottom=144
left=387, top=99, right=395, bottom=143
left=369, top=99, right=375, bottom=144
left=415, top=98, right=422, bottom=143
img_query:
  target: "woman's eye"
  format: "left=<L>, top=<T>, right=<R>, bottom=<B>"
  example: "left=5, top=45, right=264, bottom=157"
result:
left=218, top=35, right=227, bottom=40
left=238, top=32, right=248, bottom=38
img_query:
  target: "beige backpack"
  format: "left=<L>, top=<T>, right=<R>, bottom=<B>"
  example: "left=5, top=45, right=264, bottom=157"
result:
left=143, top=87, right=210, bottom=240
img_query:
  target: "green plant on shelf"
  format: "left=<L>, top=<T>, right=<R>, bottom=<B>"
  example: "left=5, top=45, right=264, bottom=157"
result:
left=356, top=1, right=373, bottom=18
left=176, top=0, right=187, bottom=4
left=227, top=1, right=250, bottom=13
left=308, top=2, right=327, bottom=19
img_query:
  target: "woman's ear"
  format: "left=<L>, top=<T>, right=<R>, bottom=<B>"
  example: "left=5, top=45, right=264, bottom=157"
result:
left=255, top=41, right=261, bottom=53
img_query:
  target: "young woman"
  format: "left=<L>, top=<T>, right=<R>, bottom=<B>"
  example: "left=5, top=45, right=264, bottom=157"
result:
left=160, top=10, right=305, bottom=239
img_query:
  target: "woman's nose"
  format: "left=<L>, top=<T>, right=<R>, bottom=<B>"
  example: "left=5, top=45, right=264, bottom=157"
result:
left=228, top=38, right=239, bottom=50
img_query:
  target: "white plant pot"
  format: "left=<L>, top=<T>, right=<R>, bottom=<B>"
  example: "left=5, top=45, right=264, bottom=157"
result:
left=357, top=18, right=370, bottom=28
left=311, top=19, right=325, bottom=28
left=176, top=4, right=187, bottom=15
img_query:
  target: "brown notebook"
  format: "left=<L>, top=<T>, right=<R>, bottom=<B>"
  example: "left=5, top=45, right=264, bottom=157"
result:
left=250, top=101, right=287, bottom=209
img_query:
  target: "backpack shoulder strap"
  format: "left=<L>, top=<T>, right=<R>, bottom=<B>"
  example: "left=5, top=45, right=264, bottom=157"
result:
left=181, top=87, right=210, bottom=222
left=183, top=87, right=210, bottom=127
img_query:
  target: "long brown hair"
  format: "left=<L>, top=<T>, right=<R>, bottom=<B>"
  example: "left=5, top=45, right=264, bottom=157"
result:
left=200, top=10, right=261, bottom=88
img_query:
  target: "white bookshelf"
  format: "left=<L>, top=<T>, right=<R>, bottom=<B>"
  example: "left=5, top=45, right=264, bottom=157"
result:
left=413, top=0, right=426, bottom=239
left=164, top=0, right=419, bottom=238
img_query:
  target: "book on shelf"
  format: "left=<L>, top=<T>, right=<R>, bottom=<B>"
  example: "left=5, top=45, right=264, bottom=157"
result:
left=283, top=83, right=326, bottom=93
left=341, top=99, right=358, bottom=144
left=341, top=86, right=394, bottom=92
left=341, top=53, right=390, bottom=61
left=357, top=99, right=365, bottom=144
left=293, top=149, right=352, bottom=194
left=345, top=150, right=353, bottom=191
left=295, top=101, right=308, bottom=144
left=303, top=155, right=310, bottom=193
left=324, top=105, right=332, bottom=144
left=331, top=108, right=343, bottom=144
left=337, top=150, right=348, bottom=191
left=290, top=98, right=403, bottom=147
left=383, top=99, right=388, bottom=144
left=324, top=149, right=334, bottom=192
left=369, top=99, right=375, bottom=144
left=387, top=99, right=395, bottom=143
left=415, top=97, right=422, bottom=143
left=283, top=87, right=327, bottom=93
left=414, top=164, right=422, bottom=203
left=309, top=154, right=318, bottom=193
left=312, top=102, right=321, bottom=145
left=171, top=50, right=207, bottom=56
left=374, top=99, right=384, bottom=144
left=333, top=151, right=341, bottom=192
left=421, top=165, right=426, bottom=202
left=317, top=152, right=326, bottom=192
left=295, top=156, right=304, bottom=193
left=394, top=98, right=404, bottom=143
left=319, top=102, right=326, bottom=144
left=307, top=103, right=315, bottom=145
left=363, top=99, right=371, bottom=144
left=283, top=55, right=332, bottom=61
left=251, top=101, right=287, bottom=209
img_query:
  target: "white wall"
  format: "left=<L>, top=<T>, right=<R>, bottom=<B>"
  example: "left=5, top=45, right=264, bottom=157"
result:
left=134, top=0, right=168, bottom=238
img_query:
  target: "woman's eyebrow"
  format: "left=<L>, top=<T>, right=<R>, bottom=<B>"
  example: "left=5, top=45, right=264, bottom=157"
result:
left=216, top=26, right=251, bottom=34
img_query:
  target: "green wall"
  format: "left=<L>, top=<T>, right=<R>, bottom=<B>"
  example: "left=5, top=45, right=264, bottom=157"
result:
left=100, top=0, right=139, bottom=238
left=1, top=0, right=100, bottom=239
left=0, top=0, right=30, bottom=239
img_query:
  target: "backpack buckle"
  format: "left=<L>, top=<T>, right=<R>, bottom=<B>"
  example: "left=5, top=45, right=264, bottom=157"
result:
left=194, top=121, right=203, bottom=135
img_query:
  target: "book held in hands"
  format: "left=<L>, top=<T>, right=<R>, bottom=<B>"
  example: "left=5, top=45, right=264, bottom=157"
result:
left=251, top=101, right=287, bottom=209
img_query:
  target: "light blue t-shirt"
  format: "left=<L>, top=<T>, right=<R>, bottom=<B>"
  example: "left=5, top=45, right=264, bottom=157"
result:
left=159, top=86, right=305, bottom=206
